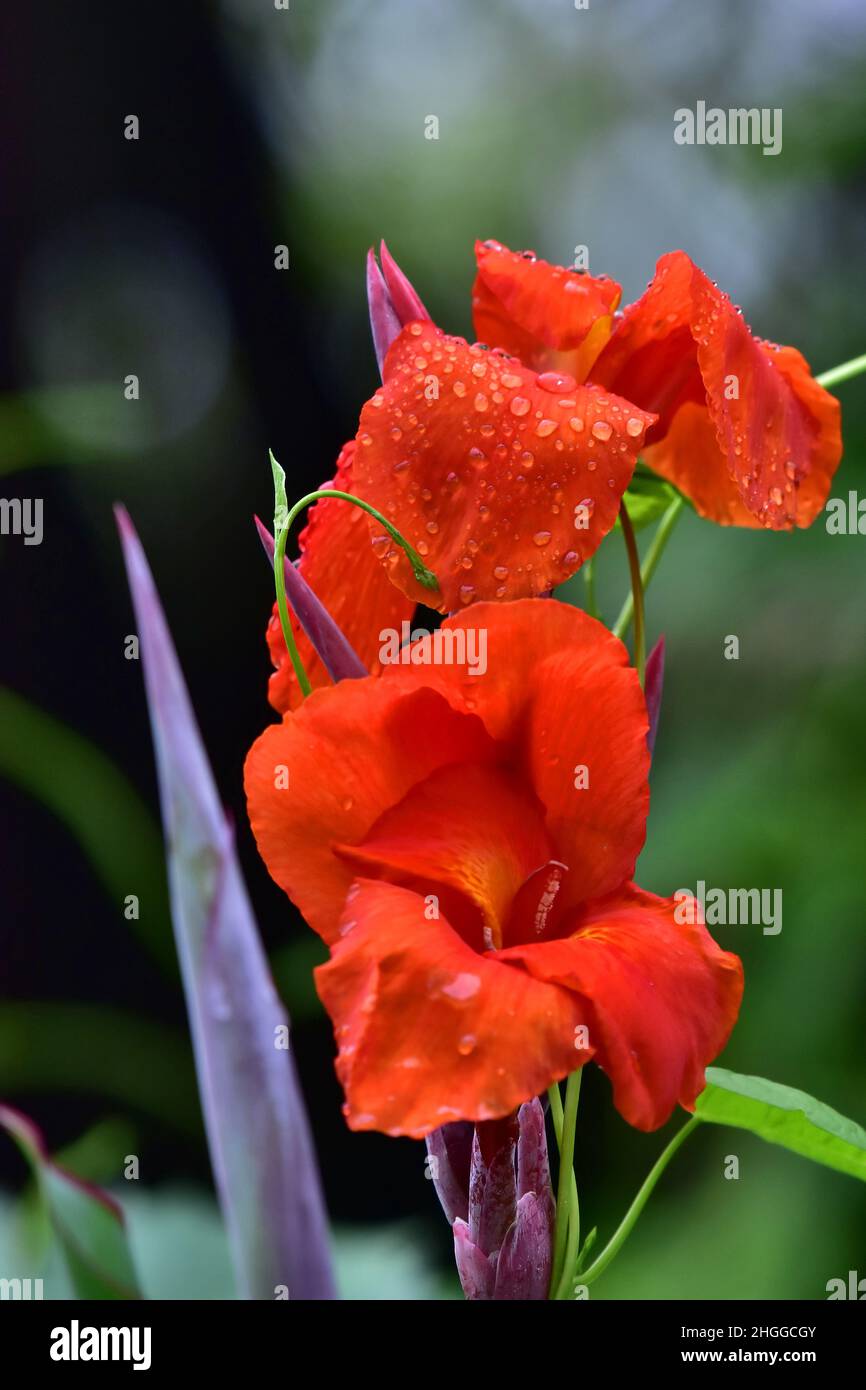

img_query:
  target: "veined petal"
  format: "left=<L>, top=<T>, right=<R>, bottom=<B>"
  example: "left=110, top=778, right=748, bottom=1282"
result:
left=472, top=239, right=621, bottom=381
left=266, top=441, right=415, bottom=713
left=381, top=600, right=651, bottom=905
left=336, top=762, right=555, bottom=953
left=245, top=682, right=498, bottom=943
left=314, top=879, right=591, bottom=1137
left=593, top=251, right=842, bottom=529
left=498, top=884, right=744, bottom=1131
left=353, top=326, right=654, bottom=609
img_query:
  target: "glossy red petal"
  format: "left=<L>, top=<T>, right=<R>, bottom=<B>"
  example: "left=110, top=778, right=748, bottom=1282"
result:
left=314, top=879, right=592, bottom=1138
left=381, top=600, right=651, bottom=905
left=472, top=239, right=621, bottom=380
left=498, top=884, right=743, bottom=1131
left=336, top=761, right=555, bottom=953
left=266, top=441, right=415, bottom=713
left=352, top=326, right=654, bottom=610
left=245, top=682, right=498, bottom=943
left=593, top=251, right=842, bottom=529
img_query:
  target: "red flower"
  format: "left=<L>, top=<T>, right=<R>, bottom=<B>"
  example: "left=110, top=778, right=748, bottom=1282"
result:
left=475, top=241, right=842, bottom=529
left=246, top=600, right=743, bottom=1139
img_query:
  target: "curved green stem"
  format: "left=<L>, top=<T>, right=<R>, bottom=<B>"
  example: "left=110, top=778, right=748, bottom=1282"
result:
left=549, top=1069, right=582, bottom=1297
left=613, top=493, right=684, bottom=642
left=268, top=454, right=439, bottom=701
left=273, top=518, right=313, bottom=698
left=618, top=500, right=645, bottom=686
left=817, top=352, right=866, bottom=390
left=578, top=1114, right=700, bottom=1291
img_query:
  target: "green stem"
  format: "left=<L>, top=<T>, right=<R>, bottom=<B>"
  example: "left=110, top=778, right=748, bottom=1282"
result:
left=274, top=520, right=312, bottom=698
left=547, top=1083, right=564, bottom=1148
left=618, top=500, right=646, bottom=686
left=578, top=1114, right=700, bottom=1290
left=816, top=352, right=866, bottom=390
left=271, top=485, right=439, bottom=702
left=613, top=494, right=684, bottom=642
left=549, top=1069, right=582, bottom=1297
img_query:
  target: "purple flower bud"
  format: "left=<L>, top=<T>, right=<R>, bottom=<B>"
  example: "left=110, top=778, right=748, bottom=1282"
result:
left=254, top=516, right=368, bottom=684
left=432, top=1098, right=555, bottom=1301
left=366, top=242, right=431, bottom=379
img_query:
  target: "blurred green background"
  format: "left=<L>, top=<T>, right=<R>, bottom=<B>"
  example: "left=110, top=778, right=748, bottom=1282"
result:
left=0, top=0, right=864, bottom=1299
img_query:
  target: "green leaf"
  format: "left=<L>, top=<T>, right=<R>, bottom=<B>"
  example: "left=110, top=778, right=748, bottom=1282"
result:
left=0, top=687, right=175, bottom=975
left=616, top=466, right=679, bottom=532
left=0, top=1106, right=141, bottom=1299
left=696, top=1068, right=866, bottom=1182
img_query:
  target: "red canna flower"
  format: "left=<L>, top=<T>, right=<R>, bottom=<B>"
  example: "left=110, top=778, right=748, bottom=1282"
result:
left=245, top=599, right=743, bottom=1139
left=474, top=240, right=842, bottom=530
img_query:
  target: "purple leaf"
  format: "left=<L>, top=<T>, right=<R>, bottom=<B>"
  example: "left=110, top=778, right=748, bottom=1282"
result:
left=254, top=516, right=368, bottom=685
left=453, top=1219, right=497, bottom=1301
left=645, top=635, right=666, bottom=757
left=493, top=1192, right=553, bottom=1302
left=116, top=507, right=336, bottom=1300
left=425, top=1121, right=473, bottom=1226
left=468, top=1117, right=518, bottom=1257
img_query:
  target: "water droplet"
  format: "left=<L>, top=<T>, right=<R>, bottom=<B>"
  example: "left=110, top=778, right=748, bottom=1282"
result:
left=592, top=419, right=612, bottom=441
left=341, top=796, right=354, bottom=811
left=474, top=393, right=489, bottom=412
left=533, top=530, right=552, bottom=547
left=468, top=447, right=488, bottom=469
left=471, top=361, right=487, bottom=378
left=453, top=381, right=467, bottom=397
left=537, top=370, right=577, bottom=394
left=459, top=584, right=476, bottom=605
left=770, top=486, right=783, bottom=505
left=442, top=972, right=480, bottom=1000
left=626, top=417, right=644, bottom=437
left=563, top=549, right=580, bottom=566
left=501, top=372, right=522, bottom=389
left=426, top=520, right=439, bottom=535
left=493, top=565, right=509, bottom=580
left=569, top=416, right=585, bottom=433
left=536, top=419, right=557, bottom=437
left=457, top=1034, right=477, bottom=1056
left=510, top=396, right=531, bottom=416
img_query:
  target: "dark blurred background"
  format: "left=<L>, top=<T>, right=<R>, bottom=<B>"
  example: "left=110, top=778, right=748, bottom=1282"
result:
left=0, top=0, right=864, bottom=1298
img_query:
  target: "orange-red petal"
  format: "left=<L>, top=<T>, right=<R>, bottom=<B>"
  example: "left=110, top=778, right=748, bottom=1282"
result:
left=498, top=884, right=744, bottom=1131
left=352, top=326, right=655, bottom=609
left=245, top=682, right=499, bottom=943
left=315, top=879, right=592, bottom=1138
left=267, top=441, right=415, bottom=713
left=472, top=239, right=621, bottom=381
left=593, top=251, right=842, bottom=529
left=381, top=600, right=651, bottom=905
left=336, top=762, right=556, bottom=953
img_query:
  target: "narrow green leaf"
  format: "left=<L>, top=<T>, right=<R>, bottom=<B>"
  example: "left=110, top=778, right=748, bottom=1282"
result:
left=0, top=1106, right=141, bottom=1299
left=270, top=447, right=289, bottom=538
left=616, top=467, right=679, bottom=532
left=696, top=1068, right=866, bottom=1182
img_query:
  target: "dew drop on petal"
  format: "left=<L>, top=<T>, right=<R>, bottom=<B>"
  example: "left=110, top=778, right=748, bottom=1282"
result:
left=510, top=396, right=531, bottom=417
left=626, top=417, right=644, bottom=437
left=592, top=419, right=612, bottom=441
